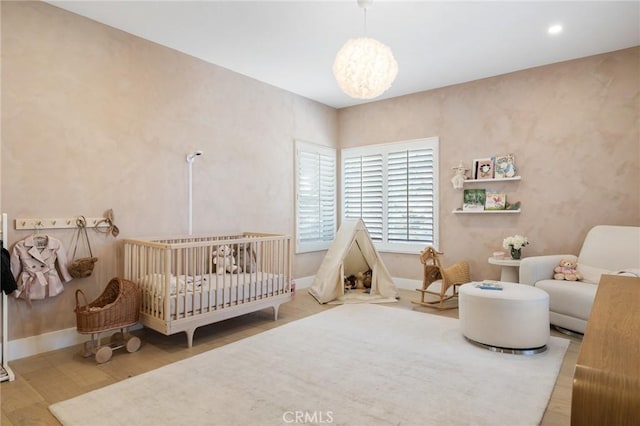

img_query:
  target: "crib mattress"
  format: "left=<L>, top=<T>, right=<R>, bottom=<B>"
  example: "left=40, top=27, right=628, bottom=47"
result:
left=139, top=272, right=284, bottom=316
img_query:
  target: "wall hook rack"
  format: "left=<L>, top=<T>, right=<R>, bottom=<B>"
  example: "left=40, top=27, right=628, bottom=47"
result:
left=15, top=217, right=112, bottom=231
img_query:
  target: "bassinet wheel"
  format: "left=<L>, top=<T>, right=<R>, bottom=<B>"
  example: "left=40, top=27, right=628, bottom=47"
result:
left=81, top=340, right=94, bottom=358
left=110, top=331, right=124, bottom=345
left=95, top=346, right=113, bottom=364
left=125, top=336, right=141, bottom=353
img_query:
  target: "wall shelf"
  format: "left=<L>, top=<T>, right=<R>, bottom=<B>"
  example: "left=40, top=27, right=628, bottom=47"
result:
left=453, top=209, right=521, bottom=214
left=462, top=176, right=521, bottom=185
left=456, top=173, right=522, bottom=213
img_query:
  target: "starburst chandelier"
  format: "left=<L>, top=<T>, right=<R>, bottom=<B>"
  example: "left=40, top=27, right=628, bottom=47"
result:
left=333, top=0, right=398, bottom=100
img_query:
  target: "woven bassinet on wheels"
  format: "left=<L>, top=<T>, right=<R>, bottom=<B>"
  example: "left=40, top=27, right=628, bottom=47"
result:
left=75, top=278, right=141, bottom=334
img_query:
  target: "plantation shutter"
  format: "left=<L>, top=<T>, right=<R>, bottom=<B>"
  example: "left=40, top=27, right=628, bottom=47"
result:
left=343, top=154, right=383, bottom=241
left=341, top=137, right=439, bottom=252
left=296, top=141, right=336, bottom=253
left=387, top=148, right=436, bottom=244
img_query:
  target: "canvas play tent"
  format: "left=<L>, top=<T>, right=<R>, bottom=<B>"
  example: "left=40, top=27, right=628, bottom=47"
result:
left=309, top=219, right=398, bottom=304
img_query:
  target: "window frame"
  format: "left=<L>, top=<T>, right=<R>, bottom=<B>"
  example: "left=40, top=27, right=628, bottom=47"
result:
left=340, top=137, right=439, bottom=254
left=294, top=140, right=337, bottom=254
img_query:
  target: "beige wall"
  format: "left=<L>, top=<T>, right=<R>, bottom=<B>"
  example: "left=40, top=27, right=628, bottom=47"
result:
left=1, top=1, right=335, bottom=340
left=1, top=2, right=639, bottom=343
left=339, top=47, right=640, bottom=281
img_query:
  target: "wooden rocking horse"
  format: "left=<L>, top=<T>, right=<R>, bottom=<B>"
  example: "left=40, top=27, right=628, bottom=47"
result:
left=412, top=246, right=471, bottom=310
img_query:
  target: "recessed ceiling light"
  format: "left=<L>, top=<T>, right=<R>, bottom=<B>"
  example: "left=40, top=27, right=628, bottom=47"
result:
left=548, top=24, right=563, bottom=35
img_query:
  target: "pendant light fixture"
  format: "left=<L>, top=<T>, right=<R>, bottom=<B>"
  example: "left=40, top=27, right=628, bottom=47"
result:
left=333, top=0, right=398, bottom=100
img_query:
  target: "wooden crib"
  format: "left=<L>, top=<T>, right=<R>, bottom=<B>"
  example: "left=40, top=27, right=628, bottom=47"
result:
left=123, top=232, right=292, bottom=347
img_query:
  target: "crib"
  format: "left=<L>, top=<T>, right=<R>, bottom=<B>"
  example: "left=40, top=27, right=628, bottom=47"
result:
left=123, top=232, right=292, bottom=347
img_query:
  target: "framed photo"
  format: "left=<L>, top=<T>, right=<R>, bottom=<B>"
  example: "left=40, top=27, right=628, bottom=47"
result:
left=485, top=191, right=506, bottom=210
left=463, top=189, right=486, bottom=211
left=493, top=154, right=516, bottom=178
left=472, top=158, right=494, bottom=180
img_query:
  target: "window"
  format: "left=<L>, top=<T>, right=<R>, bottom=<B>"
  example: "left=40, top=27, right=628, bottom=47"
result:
left=295, top=140, right=336, bottom=253
left=342, top=137, right=439, bottom=253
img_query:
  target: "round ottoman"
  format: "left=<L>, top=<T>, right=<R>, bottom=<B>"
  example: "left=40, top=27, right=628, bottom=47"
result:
left=459, top=282, right=550, bottom=354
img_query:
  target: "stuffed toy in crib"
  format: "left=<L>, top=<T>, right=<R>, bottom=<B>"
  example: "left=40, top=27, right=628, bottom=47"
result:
left=236, top=244, right=257, bottom=273
left=212, top=245, right=238, bottom=274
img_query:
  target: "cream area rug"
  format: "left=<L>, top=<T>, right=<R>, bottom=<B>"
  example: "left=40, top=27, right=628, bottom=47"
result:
left=50, top=304, right=569, bottom=426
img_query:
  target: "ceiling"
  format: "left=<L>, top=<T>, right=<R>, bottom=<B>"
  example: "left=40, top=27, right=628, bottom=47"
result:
left=47, top=1, right=640, bottom=109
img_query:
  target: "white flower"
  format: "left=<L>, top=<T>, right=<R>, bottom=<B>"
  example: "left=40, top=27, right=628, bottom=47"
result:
left=503, top=234, right=529, bottom=250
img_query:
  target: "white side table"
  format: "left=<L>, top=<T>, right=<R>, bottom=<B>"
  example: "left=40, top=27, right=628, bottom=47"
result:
left=488, top=257, right=521, bottom=283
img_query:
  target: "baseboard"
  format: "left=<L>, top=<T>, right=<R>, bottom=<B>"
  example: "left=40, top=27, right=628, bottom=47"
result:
left=293, top=275, right=314, bottom=289
left=2, top=323, right=143, bottom=361
left=392, top=277, right=421, bottom=290
left=3, top=276, right=416, bottom=360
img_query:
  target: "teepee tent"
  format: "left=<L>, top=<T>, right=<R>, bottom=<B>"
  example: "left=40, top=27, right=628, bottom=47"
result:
left=309, top=219, right=398, bottom=304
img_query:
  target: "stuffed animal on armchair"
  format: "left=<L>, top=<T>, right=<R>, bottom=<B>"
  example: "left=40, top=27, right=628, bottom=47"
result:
left=212, top=245, right=238, bottom=274
left=554, top=258, right=583, bottom=281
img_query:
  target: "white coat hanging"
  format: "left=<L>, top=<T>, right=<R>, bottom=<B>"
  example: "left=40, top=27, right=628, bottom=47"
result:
left=10, top=235, right=72, bottom=300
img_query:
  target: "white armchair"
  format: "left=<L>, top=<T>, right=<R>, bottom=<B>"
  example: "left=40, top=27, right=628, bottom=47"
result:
left=519, top=225, right=640, bottom=334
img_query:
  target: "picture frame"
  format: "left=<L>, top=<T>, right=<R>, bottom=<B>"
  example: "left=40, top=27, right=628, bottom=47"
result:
left=485, top=191, right=506, bottom=210
left=473, top=158, right=494, bottom=180
left=463, top=189, right=486, bottom=211
left=493, top=154, right=516, bottom=178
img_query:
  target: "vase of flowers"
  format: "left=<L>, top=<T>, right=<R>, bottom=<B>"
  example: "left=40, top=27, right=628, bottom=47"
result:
left=510, top=247, right=522, bottom=260
left=502, top=235, right=529, bottom=260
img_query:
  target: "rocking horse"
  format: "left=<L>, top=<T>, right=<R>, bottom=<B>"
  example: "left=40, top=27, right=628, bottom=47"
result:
left=412, top=246, right=471, bottom=310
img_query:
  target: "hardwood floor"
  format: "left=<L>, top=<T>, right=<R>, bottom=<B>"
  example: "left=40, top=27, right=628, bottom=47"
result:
left=0, top=288, right=580, bottom=425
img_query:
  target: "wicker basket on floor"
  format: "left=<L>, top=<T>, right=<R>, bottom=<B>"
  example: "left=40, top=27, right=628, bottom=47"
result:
left=75, top=278, right=141, bottom=334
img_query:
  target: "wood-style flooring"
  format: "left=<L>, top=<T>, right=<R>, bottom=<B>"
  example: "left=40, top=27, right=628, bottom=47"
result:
left=0, top=288, right=580, bottom=425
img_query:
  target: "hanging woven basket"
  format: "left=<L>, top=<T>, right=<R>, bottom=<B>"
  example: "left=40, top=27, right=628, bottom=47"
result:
left=69, top=257, right=99, bottom=279
left=69, top=216, right=98, bottom=279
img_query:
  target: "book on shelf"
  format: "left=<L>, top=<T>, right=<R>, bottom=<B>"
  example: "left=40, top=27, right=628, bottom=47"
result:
left=473, top=158, right=494, bottom=180
left=485, top=191, right=506, bottom=210
left=493, top=154, right=516, bottom=178
left=463, top=189, right=486, bottom=211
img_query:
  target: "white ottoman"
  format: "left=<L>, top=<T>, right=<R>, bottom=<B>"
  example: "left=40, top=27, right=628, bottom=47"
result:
left=459, top=282, right=550, bottom=354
